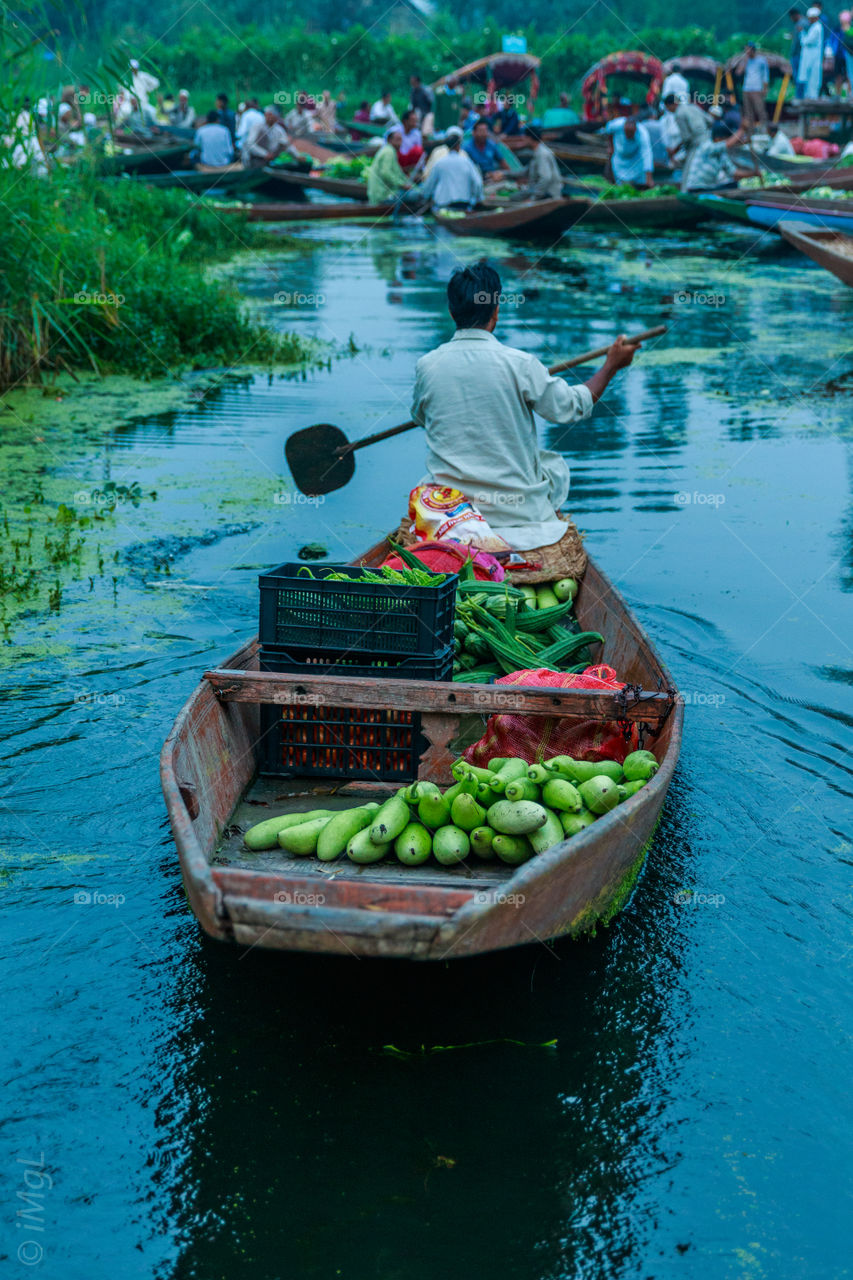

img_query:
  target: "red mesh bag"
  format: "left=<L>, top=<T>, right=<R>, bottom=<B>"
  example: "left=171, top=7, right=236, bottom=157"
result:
left=381, top=540, right=503, bottom=581
left=463, top=664, right=639, bottom=766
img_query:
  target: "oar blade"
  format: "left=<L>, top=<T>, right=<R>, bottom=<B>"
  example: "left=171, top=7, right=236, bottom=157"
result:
left=285, top=423, right=355, bottom=496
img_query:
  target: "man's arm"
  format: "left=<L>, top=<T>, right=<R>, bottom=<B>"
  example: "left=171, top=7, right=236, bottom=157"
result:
left=582, top=336, right=638, bottom=403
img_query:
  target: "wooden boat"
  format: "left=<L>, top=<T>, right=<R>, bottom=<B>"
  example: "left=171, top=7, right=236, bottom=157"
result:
left=160, top=541, right=682, bottom=959
left=262, top=167, right=368, bottom=200
left=100, top=142, right=189, bottom=175
left=680, top=190, right=853, bottom=233
left=435, top=197, right=584, bottom=238
left=567, top=193, right=704, bottom=229
left=136, top=166, right=267, bottom=194
left=216, top=200, right=394, bottom=222
left=779, top=219, right=853, bottom=286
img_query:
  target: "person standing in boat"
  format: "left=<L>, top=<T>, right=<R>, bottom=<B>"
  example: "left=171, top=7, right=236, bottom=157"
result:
left=410, top=263, right=637, bottom=551
left=604, top=115, right=654, bottom=188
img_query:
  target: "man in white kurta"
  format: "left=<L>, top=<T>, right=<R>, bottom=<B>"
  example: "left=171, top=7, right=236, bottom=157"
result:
left=410, top=263, right=637, bottom=547
left=799, top=9, right=824, bottom=98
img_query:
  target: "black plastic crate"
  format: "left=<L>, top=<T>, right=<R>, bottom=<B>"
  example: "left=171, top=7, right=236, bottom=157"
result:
left=258, top=562, right=457, bottom=657
left=258, top=703, right=425, bottom=781
left=258, top=645, right=453, bottom=682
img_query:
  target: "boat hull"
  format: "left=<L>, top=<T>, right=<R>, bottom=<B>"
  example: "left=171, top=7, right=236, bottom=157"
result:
left=682, top=191, right=853, bottom=232
left=160, top=550, right=682, bottom=959
left=779, top=219, right=853, bottom=286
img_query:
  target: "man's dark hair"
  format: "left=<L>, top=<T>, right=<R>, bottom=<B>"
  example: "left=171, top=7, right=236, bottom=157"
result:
left=711, top=122, right=729, bottom=141
left=447, top=263, right=501, bottom=329
left=206, top=109, right=219, bottom=123
left=216, top=93, right=228, bottom=105
left=663, top=93, right=677, bottom=107
left=472, top=116, right=488, bottom=129
left=411, top=74, right=422, bottom=83
left=524, top=123, right=542, bottom=143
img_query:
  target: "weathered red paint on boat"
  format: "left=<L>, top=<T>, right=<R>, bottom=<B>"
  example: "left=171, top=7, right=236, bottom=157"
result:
left=160, top=546, right=682, bottom=958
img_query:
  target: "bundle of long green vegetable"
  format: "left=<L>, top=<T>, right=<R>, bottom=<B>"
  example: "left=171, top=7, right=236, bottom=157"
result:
left=242, top=750, right=659, bottom=866
left=296, top=546, right=446, bottom=587
left=452, top=575, right=602, bottom=681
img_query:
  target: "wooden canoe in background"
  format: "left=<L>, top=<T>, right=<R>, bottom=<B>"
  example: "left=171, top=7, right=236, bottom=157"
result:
left=435, top=197, right=583, bottom=238
left=160, top=542, right=682, bottom=960
left=779, top=219, right=853, bottom=286
left=261, top=167, right=369, bottom=200
left=223, top=200, right=394, bottom=222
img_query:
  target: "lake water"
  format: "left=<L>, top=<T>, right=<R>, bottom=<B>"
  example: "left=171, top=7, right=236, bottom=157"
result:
left=2, top=218, right=851, bottom=1279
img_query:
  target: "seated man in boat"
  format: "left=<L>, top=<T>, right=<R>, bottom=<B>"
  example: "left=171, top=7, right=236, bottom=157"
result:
left=366, top=126, right=411, bottom=203
left=167, top=90, right=195, bottom=130
left=683, top=122, right=756, bottom=191
left=515, top=125, right=563, bottom=200
left=410, top=262, right=637, bottom=552
left=242, top=106, right=300, bottom=168
left=463, top=118, right=509, bottom=180
left=193, top=110, right=234, bottom=168
left=414, top=126, right=482, bottom=210
left=604, top=115, right=654, bottom=188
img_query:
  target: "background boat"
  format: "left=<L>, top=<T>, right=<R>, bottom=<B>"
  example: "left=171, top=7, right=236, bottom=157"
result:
left=779, top=219, right=853, bottom=285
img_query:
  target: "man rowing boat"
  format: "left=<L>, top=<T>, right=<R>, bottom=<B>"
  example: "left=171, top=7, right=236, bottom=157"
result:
left=410, top=262, right=637, bottom=550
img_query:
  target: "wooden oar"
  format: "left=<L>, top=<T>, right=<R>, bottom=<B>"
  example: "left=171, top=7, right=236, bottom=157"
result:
left=285, top=324, right=667, bottom=495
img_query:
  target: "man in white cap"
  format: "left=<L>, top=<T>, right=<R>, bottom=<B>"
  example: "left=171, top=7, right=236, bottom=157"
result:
left=414, top=126, right=482, bottom=210
left=242, top=106, right=299, bottom=167
left=129, top=58, right=159, bottom=120
left=168, top=90, right=195, bottom=130
left=661, top=61, right=690, bottom=103
left=799, top=8, right=825, bottom=97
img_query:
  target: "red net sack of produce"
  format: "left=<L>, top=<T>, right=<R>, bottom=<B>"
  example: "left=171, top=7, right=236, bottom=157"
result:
left=463, top=664, right=639, bottom=766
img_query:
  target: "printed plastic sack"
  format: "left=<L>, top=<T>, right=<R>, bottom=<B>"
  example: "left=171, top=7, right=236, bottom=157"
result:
left=463, top=664, right=639, bottom=766
left=409, top=485, right=513, bottom=554
left=381, top=539, right=504, bottom=581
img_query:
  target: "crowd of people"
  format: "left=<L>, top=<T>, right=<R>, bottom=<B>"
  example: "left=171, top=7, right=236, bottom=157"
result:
left=9, top=26, right=853, bottom=200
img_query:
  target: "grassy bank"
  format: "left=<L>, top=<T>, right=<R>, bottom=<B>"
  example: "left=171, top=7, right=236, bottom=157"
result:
left=0, top=167, right=314, bottom=391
